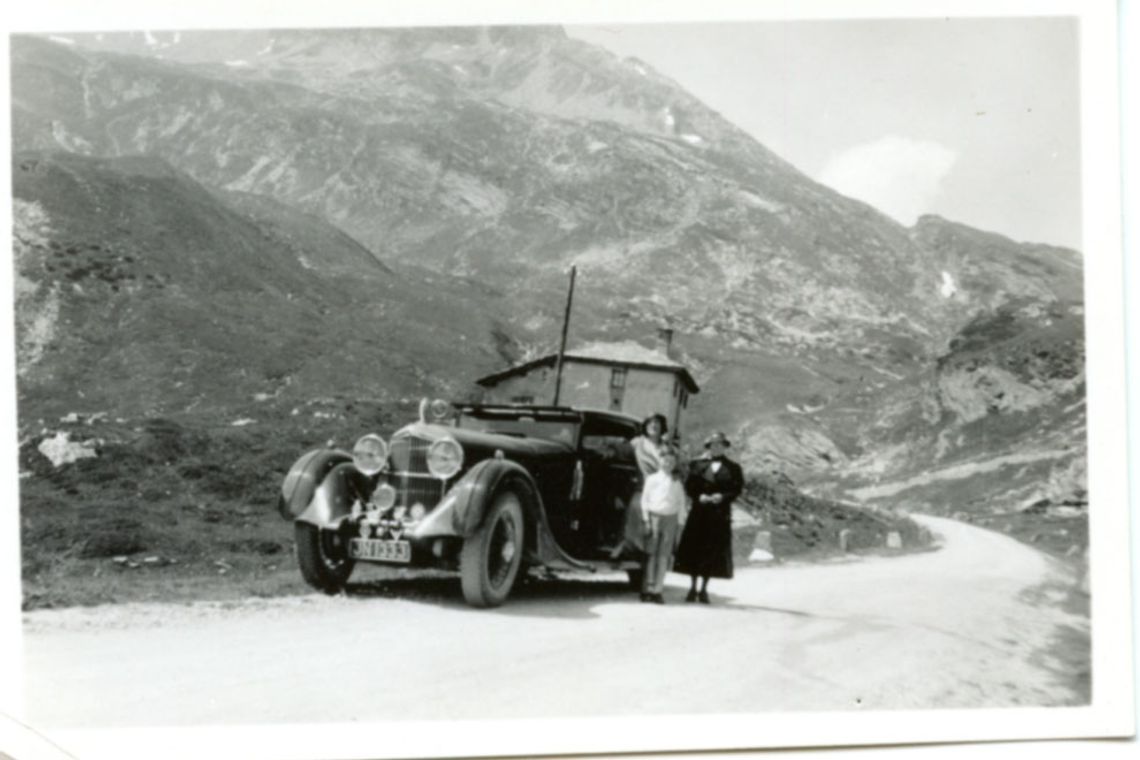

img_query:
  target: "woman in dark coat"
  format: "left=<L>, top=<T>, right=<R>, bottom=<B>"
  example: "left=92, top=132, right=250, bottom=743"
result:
left=674, top=431, right=743, bottom=604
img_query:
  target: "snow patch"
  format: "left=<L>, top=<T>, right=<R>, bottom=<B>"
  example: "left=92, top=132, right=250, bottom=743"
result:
left=144, top=30, right=159, bottom=47
left=38, top=432, right=100, bottom=467
left=161, top=109, right=194, bottom=137
left=231, top=418, right=256, bottom=427
left=586, top=140, right=608, bottom=153
left=940, top=271, right=958, bottom=298
left=680, top=133, right=704, bottom=145
left=736, top=189, right=784, bottom=214
left=48, top=35, right=76, bottom=46
left=51, top=121, right=93, bottom=154
left=787, top=402, right=826, bottom=415
left=225, top=60, right=251, bottom=68
left=225, top=156, right=273, bottom=191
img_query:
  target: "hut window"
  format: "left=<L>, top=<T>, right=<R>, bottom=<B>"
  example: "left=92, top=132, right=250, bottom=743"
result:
left=610, top=368, right=627, bottom=388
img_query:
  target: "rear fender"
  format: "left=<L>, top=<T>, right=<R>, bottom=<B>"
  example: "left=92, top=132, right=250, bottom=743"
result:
left=278, top=448, right=352, bottom=520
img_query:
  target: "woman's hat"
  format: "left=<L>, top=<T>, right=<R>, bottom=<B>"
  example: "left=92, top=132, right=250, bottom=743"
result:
left=703, top=431, right=731, bottom=449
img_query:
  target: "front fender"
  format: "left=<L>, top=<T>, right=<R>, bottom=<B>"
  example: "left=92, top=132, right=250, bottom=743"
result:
left=412, top=459, right=589, bottom=570
left=278, top=448, right=352, bottom=520
left=430, top=458, right=538, bottom=535
left=295, top=462, right=374, bottom=527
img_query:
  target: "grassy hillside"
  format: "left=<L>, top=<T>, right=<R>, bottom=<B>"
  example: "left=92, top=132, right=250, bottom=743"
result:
left=13, top=150, right=515, bottom=422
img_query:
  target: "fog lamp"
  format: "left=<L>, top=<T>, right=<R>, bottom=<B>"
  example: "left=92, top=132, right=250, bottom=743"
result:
left=372, top=483, right=397, bottom=511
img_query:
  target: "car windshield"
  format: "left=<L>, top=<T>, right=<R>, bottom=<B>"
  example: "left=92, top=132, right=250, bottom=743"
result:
left=456, top=411, right=578, bottom=445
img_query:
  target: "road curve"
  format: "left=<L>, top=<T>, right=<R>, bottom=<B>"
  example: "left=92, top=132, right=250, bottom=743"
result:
left=22, top=516, right=1089, bottom=727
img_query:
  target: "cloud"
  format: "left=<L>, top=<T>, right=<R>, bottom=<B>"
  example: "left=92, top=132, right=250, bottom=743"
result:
left=818, top=136, right=958, bottom=225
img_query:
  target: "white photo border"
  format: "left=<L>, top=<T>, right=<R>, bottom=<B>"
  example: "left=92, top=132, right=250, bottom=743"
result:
left=0, top=1, right=1133, bottom=758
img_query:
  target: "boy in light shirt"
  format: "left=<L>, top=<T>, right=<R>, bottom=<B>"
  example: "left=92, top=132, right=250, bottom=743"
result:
left=639, top=446, right=687, bottom=604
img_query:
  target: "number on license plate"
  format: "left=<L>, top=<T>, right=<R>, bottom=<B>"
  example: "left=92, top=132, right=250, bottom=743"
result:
left=349, top=538, right=412, bottom=563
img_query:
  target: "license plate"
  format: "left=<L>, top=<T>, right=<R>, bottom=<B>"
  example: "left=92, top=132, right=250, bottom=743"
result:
left=349, top=538, right=412, bottom=563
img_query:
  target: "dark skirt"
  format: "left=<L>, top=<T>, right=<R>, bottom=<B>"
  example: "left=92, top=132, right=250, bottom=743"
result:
left=674, top=504, right=733, bottom=579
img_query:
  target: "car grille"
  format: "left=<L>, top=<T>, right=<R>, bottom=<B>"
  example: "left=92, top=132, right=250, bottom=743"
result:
left=386, top=433, right=444, bottom=509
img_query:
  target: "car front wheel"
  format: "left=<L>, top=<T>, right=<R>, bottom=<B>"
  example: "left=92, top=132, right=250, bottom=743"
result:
left=459, top=488, right=525, bottom=608
left=295, top=522, right=355, bottom=593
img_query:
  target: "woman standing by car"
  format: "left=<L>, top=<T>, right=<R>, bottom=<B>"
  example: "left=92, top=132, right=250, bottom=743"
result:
left=674, top=431, right=743, bottom=604
left=611, top=413, right=668, bottom=559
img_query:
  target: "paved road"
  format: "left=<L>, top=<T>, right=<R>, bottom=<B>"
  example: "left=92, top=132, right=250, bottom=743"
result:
left=22, top=516, right=1088, bottom=728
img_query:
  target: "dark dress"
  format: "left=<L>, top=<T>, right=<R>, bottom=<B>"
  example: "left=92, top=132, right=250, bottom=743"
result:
left=674, top=455, right=743, bottom=579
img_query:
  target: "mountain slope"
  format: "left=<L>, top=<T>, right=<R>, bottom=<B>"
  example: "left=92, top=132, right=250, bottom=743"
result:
left=10, top=32, right=1078, bottom=359
left=9, top=28, right=1085, bottom=526
left=12, top=150, right=509, bottom=420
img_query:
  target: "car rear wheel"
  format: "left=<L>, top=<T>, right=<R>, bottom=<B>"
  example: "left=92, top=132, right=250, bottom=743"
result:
left=460, top=489, right=525, bottom=608
left=295, top=522, right=355, bottom=593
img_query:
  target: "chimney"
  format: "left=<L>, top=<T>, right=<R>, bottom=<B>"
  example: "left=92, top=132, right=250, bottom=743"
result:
left=656, top=327, right=675, bottom=359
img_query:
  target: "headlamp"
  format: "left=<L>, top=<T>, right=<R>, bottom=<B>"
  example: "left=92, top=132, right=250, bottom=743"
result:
left=352, top=434, right=388, bottom=476
left=426, top=437, right=464, bottom=479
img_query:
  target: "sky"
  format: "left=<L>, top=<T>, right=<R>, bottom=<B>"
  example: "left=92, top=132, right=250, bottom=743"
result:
left=570, top=18, right=1081, bottom=250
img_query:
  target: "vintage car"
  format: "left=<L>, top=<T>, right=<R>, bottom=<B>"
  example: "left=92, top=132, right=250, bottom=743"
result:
left=278, top=399, right=647, bottom=607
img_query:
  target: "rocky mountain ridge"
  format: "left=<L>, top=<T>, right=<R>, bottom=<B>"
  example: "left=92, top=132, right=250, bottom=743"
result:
left=10, top=27, right=1086, bottom=519
left=11, top=32, right=1078, bottom=353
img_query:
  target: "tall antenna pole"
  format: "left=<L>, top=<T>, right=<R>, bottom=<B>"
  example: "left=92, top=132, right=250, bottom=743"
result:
left=552, top=265, right=576, bottom=406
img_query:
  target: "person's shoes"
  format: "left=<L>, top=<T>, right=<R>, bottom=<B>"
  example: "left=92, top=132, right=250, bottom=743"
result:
left=652, top=594, right=666, bottom=604
left=639, top=593, right=651, bottom=603
left=698, top=590, right=710, bottom=604
left=685, top=589, right=698, bottom=603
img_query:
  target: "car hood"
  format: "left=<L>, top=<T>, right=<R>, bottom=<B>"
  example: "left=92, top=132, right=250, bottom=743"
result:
left=394, top=422, right=575, bottom=462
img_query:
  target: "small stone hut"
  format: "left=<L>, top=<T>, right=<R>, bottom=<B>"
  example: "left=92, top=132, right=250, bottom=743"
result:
left=476, top=328, right=700, bottom=436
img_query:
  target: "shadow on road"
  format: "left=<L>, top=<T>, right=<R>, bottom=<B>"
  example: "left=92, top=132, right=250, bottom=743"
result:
left=343, top=573, right=851, bottom=621
left=344, top=573, right=641, bottom=619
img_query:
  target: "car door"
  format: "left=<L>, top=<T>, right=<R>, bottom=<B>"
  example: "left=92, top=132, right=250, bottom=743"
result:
left=576, top=419, right=642, bottom=557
